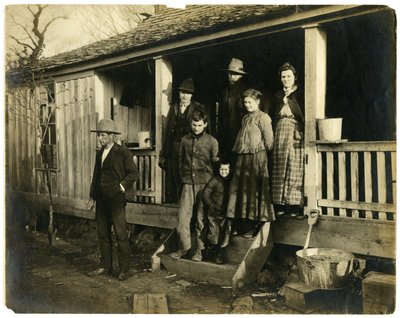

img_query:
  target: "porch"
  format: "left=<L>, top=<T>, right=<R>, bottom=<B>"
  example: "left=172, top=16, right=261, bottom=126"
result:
left=13, top=136, right=396, bottom=260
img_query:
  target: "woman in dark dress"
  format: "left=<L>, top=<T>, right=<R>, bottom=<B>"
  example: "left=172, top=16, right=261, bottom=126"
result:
left=226, top=89, right=275, bottom=237
left=271, top=63, right=305, bottom=217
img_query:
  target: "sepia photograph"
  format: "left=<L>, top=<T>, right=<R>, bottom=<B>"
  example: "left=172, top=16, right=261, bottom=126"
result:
left=3, top=1, right=397, bottom=314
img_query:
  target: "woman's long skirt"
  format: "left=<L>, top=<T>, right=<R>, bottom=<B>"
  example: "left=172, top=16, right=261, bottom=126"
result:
left=272, top=117, right=304, bottom=205
left=226, top=151, right=275, bottom=222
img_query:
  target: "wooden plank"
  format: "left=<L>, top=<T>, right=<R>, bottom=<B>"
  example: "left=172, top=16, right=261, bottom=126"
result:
left=224, top=236, right=254, bottom=265
left=154, top=57, right=172, bottom=204
left=139, top=155, right=145, bottom=192
left=326, top=152, right=334, bottom=216
left=272, top=215, right=395, bottom=258
left=132, top=155, right=139, bottom=201
left=54, top=70, right=94, bottom=83
left=147, top=294, right=169, bottom=314
left=151, top=155, right=156, bottom=191
left=144, top=155, right=150, bottom=192
left=317, top=152, right=322, bottom=210
left=26, top=89, right=36, bottom=193
left=83, top=77, right=91, bottom=200
left=76, top=78, right=84, bottom=199
left=318, top=199, right=396, bottom=213
left=303, top=26, right=326, bottom=215
left=160, top=255, right=237, bottom=287
left=15, top=88, right=21, bottom=191
left=89, top=76, right=97, bottom=191
left=364, top=152, right=373, bottom=219
left=318, top=141, right=396, bottom=152
left=376, top=152, right=387, bottom=220
left=133, top=294, right=148, bottom=314
left=7, top=91, right=16, bottom=190
left=66, top=80, right=75, bottom=198
left=134, top=190, right=156, bottom=197
left=232, top=222, right=273, bottom=290
left=338, top=152, right=346, bottom=216
left=71, top=79, right=79, bottom=199
left=133, top=294, right=169, bottom=314
left=21, top=88, right=28, bottom=191
left=390, top=152, right=396, bottom=207
left=350, top=152, right=359, bottom=218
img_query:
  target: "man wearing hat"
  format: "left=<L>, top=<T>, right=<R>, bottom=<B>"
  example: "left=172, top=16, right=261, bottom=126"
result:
left=217, top=58, right=248, bottom=160
left=87, top=118, right=138, bottom=281
left=159, top=78, right=209, bottom=203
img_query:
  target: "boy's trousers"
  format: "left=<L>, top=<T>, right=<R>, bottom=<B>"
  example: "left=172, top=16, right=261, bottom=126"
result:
left=177, top=183, right=206, bottom=251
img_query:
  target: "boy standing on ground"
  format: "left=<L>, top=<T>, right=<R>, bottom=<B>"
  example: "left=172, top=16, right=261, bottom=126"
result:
left=170, top=110, right=219, bottom=262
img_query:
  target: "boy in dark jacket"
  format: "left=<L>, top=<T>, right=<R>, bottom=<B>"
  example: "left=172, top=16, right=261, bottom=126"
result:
left=202, top=161, right=232, bottom=264
left=169, top=110, right=219, bottom=262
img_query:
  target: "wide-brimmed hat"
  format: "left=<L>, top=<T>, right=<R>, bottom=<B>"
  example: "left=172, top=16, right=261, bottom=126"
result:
left=90, top=118, right=121, bottom=134
left=223, top=58, right=247, bottom=74
left=178, top=78, right=195, bottom=93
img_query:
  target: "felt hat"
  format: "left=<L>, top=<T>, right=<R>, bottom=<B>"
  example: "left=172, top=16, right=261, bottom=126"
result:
left=178, top=78, right=195, bottom=93
left=91, top=118, right=121, bottom=134
left=223, top=58, right=247, bottom=74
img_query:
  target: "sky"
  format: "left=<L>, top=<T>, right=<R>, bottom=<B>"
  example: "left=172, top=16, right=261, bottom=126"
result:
left=4, top=4, right=156, bottom=58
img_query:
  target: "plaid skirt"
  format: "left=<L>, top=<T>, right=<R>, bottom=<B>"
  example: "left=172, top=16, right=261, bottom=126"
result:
left=226, top=151, right=275, bottom=222
left=272, top=117, right=304, bottom=205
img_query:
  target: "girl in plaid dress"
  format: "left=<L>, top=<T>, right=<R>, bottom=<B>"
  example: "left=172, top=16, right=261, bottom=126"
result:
left=271, top=63, right=305, bottom=217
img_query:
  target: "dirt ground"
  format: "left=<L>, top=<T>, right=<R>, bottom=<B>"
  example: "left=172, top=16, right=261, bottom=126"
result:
left=4, top=207, right=373, bottom=314
left=5, top=210, right=302, bottom=314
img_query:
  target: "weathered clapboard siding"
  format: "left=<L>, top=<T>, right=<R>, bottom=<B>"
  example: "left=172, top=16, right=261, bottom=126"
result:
left=55, top=75, right=96, bottom=201
left=6, top=86, right=40, bottom=194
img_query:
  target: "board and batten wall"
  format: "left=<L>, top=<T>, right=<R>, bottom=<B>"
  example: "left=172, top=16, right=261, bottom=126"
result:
left=6, top=85, right=40, bottom=194
left=55, top=71, right=103, bottom=201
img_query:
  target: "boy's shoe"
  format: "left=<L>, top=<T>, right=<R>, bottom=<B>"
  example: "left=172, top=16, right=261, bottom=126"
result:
left=215, top=250, right=225, bottom=264
left=118, top=271, right=129, bottom=281
left=169, top=249, right=189, bottom=260
left=241, top=231, right=254, bottom=239
left=191, top=249, right=202, bottom=262
left=88, top=267, right=110, bottom=276
left=220, top=233, right=230, bottom=248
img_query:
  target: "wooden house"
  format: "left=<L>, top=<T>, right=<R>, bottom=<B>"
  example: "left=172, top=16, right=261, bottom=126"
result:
left=6, top=5, right=396, bottom=283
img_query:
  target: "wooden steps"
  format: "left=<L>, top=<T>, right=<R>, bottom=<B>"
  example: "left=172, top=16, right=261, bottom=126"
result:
left=152, top=222, right=273, bottom=290
left=160, top=255, right=238, bottom=286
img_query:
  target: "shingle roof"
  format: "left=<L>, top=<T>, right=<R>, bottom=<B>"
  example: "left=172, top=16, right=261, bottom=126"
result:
left=38, top=5, right=297, bottom=71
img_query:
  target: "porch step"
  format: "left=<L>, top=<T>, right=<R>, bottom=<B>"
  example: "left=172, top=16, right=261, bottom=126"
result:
left=152, top=222, right=274, bottom=290
left=160, top=255, right=238, bottom=286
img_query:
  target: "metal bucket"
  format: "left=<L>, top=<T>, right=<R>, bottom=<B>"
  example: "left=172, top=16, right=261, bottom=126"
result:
left=296, top=248, right=354, bottom=290
left=318, top=118, right=342, bottom=141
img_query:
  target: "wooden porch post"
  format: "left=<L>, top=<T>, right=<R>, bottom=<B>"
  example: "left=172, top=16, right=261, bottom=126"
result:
left=155, top=57, right=173, bottom=204
left=303, top=25, right=327, bottom=215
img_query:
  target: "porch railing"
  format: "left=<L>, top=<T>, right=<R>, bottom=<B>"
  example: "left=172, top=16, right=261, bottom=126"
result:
left=317, top=141, right=396, bottom=221
left=130, top=149, right=158, bottom=204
